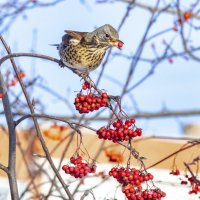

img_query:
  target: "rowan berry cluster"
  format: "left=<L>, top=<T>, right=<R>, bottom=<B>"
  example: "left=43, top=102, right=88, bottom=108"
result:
left=72, top=81, right=166, bottom=198
left=109, top=167, right=153, bottom=186
left=96, top=118, right=142, bottom=142
left=62, top=156, right=96, bottom=178
left=170, top=168, right=200, bottom=195
left=109, top=167, right=165, bottom=200
left=189, top=184, right=200, bottom=195
left=0, top=71, right=26, bottom=99
left=172, top=11, right=193, bottom=32
left=109, top=167, right=166, bottom=200
left=6, top=71, right=26, bottom=88
left=182, top=175, right=200, bottom=195
left=82, top=81, right=92, bottom=90
left=122, top=185, right=166, bottom=200
left=74, top=92, right=109, bottom=113
left=177, top=11, right=192, bottom=25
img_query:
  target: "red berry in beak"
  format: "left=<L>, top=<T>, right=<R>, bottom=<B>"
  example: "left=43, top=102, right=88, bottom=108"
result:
left=117, top=41, right=123, bottom=49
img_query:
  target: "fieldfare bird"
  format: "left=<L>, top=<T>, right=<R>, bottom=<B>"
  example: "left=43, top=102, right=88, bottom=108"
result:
left=57, top=24, right=123, bottom=75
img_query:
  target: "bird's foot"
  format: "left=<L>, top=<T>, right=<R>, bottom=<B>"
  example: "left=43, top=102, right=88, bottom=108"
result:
left=58, top=60, right=66, bottom=68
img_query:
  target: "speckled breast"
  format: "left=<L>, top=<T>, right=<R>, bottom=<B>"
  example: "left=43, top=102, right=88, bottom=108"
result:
left=59, top=43, right=106, bottom=72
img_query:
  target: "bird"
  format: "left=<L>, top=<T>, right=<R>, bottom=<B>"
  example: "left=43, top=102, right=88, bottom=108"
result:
left=56, top=24, right=123, bottom=76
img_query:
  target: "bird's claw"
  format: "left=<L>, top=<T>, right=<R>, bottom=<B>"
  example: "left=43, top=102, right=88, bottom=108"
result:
left=59, top=60, right=66, bottom=68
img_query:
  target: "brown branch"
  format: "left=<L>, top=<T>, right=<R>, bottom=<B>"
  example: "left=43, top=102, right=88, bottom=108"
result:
left=15, top=113, right=97, bottom=132
left=0, top=52, right=60, bottom=66
left=119, top=0, right=200, bottom=19
left=12, top=109, right=200, bottom=122
left=184, top=161, right=200, bottom=186
left=147, top=142, right=200, bottom=169
left=0, top=163, right=8, bottom=173
left=0, top=72, right=19, bottom=199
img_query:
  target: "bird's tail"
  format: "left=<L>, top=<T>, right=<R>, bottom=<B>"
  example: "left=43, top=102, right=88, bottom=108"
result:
left=49, top=44, right=59, bottom=50
left=49, top=44, right=59, bottom=46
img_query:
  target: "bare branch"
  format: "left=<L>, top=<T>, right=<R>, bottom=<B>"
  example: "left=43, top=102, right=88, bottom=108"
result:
left=118, top=0, right=200, bottom=19
left=0, top=71, right=19, bottom=199
left=0, top=163, right=8, bottom=173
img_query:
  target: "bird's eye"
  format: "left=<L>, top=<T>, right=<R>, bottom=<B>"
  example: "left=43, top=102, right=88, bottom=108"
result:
left=105, top=34, right=110, bottom=38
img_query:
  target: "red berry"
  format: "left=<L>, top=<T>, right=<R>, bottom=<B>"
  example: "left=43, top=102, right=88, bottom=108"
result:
left=75, top=97, right=80, bottom=103
left=172, top=26, right=178, bottom=32
left=101, top=92, right=108, bottom=98
left=161, top=192, right=166, bottom=197
left=147, top=173, right=154, bottom=180
left=62, top=165, right=68, bottom=171
left=135, top=128, right=142, bottom=136
left=181, top=180, right=187, bottom=185
left=79, top=95, right=85, bottom=101
left=117, top=41, right=123, bottom=49
left=11, top=80, right=17, bottom=86
left=18, top=71, right=26, bottom=78
left=82, top=85, right=87, bottom=90
left=168, top=58, right=174, bottom=63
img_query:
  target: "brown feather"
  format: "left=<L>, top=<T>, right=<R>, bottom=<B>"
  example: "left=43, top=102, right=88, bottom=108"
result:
left=64, top=30, right=88, bottom=41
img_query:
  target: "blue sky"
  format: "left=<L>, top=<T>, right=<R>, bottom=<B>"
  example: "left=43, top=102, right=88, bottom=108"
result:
left=1, top=0, right=200, bottom=136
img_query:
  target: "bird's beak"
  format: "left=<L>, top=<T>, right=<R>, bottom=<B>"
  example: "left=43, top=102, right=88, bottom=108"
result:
left=110, top=39, right=124, bottom=49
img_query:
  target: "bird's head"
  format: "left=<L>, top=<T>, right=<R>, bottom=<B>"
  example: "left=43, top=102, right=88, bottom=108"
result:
left=85, top=24, right=123, bottom=49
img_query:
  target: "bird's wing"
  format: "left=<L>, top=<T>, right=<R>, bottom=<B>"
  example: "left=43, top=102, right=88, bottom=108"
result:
left=64, top=30, right=88, bottom=41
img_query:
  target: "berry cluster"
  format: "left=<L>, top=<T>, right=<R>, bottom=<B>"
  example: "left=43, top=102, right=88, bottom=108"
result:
left=182, top=175, right=200, bottom=187
left=0, top=71, right=26, bottom=99
left=6, top=71, right=26, bottom=88
left=74, top=92, right=109, bottom=113
left=189, top=184, right=200, bottom=195
left=182, top=175, right=200, bottom=195
left=109, top=167, right=165, bottom=200
left=123, top=185, right=166, bottom=200
left=62, top=156, right=96, bottom=178
left=177, top=11, right=192, bottom=25
left=82, top=81, right=92, bottom=90
left=170, top=168, right=200, bottom=195
left=170, top=169, right=180, bottom=176
left=109, top=167, right=153, bottom=187
left=96, top=118, right=142, bottom=142
left=172, top=11, right=192, bottom=32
